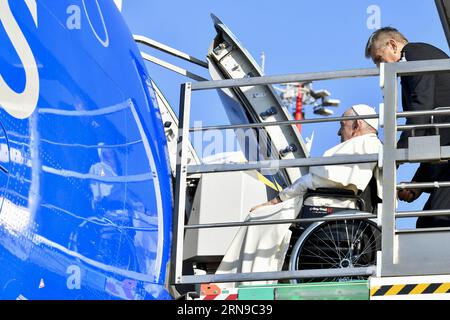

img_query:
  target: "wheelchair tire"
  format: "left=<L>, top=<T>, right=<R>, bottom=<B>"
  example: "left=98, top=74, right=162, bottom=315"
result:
left=288, top=215, right=381, bottom=284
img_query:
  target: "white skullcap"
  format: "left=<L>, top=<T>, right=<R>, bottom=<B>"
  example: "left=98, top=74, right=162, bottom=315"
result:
left=351, top=104, right=378, bottom=131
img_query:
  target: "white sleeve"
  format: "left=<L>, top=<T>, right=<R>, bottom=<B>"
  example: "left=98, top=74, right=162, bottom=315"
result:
left=278, top=173, right=345, bottom=201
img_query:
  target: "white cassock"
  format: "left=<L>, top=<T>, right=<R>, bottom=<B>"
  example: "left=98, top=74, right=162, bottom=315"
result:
left=215, top=133, right=382, bottom=288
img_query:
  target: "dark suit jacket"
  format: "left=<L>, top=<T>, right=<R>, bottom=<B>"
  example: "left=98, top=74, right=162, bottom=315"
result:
left=399, top=43, right=450, bottom=227
left=399, top=42, right=450, bottom=150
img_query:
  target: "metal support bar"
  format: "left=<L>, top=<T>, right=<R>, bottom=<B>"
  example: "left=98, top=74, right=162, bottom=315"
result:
left=398, top=123, right=450, bottom=131
left=189, top=110, right=450, bottom=132
left=170, top=83, right=192, bottom=285
left=396, top=209, right=450, bottom=218
left=191, top=68, right=379, bottom=91
left=398, top=181, right=450, bottom=189
left=380, top=62, right=398, bottom=275
left=392, top=58, right=450, bottom=76
left=397, top=227, right=450, bottom=234
left=140, top=52, right=208, bottom=82
left=180, top=266, right=376, bottom=284
left=134, top=34, right=209, bottom=68
left=398, top=108, right=450, bottom=118
left=185, top=213, right=377, bottom=230
left=188, top=109, right=450, bottom=132
left=187, top=154, right=379, bottom=174
left=189, top=114, right=379, bottom=131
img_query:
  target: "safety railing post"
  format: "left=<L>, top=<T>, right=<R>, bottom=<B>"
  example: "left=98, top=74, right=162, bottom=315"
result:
left=380, top=63, right=398, bottom=275
left=170, top=82, right=192, bottom=285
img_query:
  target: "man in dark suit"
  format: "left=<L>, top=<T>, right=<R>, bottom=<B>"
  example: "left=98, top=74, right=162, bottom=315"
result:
left=365, top=27, right=450, bottom=228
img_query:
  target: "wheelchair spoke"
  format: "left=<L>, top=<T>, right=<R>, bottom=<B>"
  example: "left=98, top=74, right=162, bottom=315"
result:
left=323, top=220, right=354, bottom=262
left=301, top=244, right=341, bottom=265
left=315, top=227, right=345, bottom=257
left=352, top=232, right=381, bottom=265
left=345, top=220, right=351, bottom=250
left=343, top=220, right=361, bottom=261
left=353, top=222, right=371, bottom=247
left=326, top=223, right=343, bottom=261
left=350, top=220, right=362, bottom=248
left=345, top=220, right=381, bottom=265
left=303, top=234, right=342, bottom=263
left=323, top=223, right=344, bottom=261
left=294, top=260, right=340, bottom=268
left=301, top=247, right=341, bottom=267
left=335, top=221, right=345, bottom=260
left=345, top=221, right=370, bottom=260
left=303, top=237, right=341, bottom=264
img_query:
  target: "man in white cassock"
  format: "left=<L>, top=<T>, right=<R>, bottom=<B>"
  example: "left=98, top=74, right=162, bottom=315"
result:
left=215, top=104, right=382, bottom=288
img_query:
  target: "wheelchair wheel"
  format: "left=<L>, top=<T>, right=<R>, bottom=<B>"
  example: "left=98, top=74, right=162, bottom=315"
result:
left=288, top=217, right=381, bottom=284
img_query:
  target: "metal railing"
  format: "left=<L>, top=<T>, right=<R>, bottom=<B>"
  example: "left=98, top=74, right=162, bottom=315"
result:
left=171, top=67, right=381, bottom=285
left=380, top=58, right=450, bottom=277
left=171, top=58, right=450, bottom=285
left=134, top=35, right=209, bottom=81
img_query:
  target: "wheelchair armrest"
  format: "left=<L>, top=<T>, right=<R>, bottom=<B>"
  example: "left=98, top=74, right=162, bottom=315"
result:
left=304, top=188, right=366, bottom=211
left=307, top=188, right=356, bottom=197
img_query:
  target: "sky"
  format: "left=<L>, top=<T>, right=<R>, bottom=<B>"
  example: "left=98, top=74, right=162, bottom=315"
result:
left=121, top=0, right=450, bottom=229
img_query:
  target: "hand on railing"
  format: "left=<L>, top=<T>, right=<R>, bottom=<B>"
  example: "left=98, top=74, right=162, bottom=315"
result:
left=398, top=184, right=422, bottom=203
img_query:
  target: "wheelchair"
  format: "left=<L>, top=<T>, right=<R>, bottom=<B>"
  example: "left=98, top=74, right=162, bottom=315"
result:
left=285, top=179, right=382, bottom=284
